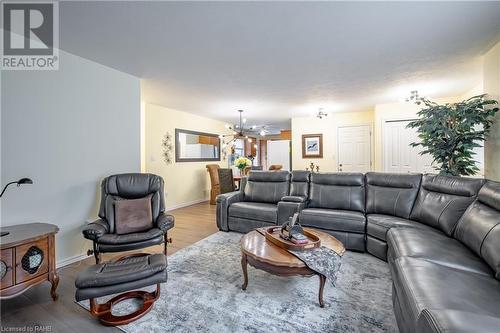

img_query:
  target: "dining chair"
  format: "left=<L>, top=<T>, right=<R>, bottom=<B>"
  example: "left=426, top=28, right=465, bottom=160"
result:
left=206, top=164, right=220, bottom=205
left=218, top=168, right=236, bottom=194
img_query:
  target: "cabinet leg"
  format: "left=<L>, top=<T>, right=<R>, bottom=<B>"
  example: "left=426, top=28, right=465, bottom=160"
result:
left=50, top=272, right=59, bottom=301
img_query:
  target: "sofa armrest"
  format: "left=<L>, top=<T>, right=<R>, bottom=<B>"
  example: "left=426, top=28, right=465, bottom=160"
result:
left=281, top=195, right=307, bottom=203
left=156, top=212, right=175, bottom=233
left=216, top=191, right=243, bottom=231
left=82, top=219, right=109, bottom=241
left=416, top=309, right=500, bottom=333
left=277, top=201, right=306, bottom=225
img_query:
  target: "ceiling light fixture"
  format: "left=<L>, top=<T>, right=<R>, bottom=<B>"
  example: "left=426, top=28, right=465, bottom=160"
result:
left=316, top=108, right=328, bottom=119
left=220, top=110, right=267, bottom=146
left=406, top=90, right=424, bottom=105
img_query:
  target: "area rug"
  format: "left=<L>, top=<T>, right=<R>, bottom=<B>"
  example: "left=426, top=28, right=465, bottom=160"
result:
left=77, top=232, right=398, bottom=333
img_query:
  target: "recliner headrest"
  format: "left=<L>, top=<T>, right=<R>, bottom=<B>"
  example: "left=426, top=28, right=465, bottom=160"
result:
left=421, top=174, right=484, bottom=197
left=291, top=170, right=310, bottom=182
left=311, top=172, right=364, bottom=186
left=366, top=172, right=421, bottom=189
left=477, top=180, right=500, bottom=211
left=104, top=173, right=163, bottom=198
left=247, top=171, right=290, bottom=182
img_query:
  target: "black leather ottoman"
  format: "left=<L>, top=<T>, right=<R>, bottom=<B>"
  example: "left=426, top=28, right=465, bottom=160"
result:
left=75, top=253, right=167, bottom=326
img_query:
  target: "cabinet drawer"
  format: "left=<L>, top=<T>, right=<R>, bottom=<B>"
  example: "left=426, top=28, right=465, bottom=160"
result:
left=0, top=248, right=14, bottom=290
left=15, top=238, right=49, bottom=284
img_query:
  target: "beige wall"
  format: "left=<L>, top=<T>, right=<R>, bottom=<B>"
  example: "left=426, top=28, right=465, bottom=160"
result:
left=144, top=103, right=229, bottom=209
left=483, top=41, right=500, bottom=180
left=291, top=110, right=374, bottom=172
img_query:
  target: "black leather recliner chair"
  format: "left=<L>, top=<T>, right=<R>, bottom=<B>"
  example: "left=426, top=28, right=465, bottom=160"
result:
left=82, top=173, right=174, bottom=263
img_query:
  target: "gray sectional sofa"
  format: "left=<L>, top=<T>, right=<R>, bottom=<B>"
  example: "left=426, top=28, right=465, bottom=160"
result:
left=216, top=170, right=500, bottom=333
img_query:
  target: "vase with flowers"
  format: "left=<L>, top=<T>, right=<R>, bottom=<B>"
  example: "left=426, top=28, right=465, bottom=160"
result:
left=234, top=157, right=252, bottom=176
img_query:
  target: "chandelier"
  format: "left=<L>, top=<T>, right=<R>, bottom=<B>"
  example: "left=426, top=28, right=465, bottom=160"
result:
left=220, top=110, right=267, bottom=148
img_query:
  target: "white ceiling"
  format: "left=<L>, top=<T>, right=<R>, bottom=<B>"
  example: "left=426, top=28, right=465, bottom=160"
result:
left=60, top=1, right=500, bottom=131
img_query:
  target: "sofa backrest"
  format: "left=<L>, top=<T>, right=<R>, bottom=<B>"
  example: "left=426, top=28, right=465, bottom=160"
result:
left=308, top=173, right=365, bottom=212
left=366, top=172, right=422, bottom=219
left=454, top=180, right=500, bottom=280
left=243, top=171, right=290, bottom=204
left=409, top=174, right=484, bottom=236
left=290, top=171, right=310, bottom=198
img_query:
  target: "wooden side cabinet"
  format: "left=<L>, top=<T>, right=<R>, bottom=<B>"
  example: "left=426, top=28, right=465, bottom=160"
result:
left=0, top=223, right=59, bottom=300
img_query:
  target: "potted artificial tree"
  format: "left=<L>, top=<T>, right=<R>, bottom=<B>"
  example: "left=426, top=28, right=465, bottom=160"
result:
left=407, top=94, right=499, bottom=176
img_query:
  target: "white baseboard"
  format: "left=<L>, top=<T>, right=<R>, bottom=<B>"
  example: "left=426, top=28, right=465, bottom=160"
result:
left=57, top=252, right=90, bottom=269
left=166, top=199, right=209, bottom=211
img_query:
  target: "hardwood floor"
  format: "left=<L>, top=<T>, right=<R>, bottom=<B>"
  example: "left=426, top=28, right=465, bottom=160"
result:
left=0, top=202, right=219, bottom=332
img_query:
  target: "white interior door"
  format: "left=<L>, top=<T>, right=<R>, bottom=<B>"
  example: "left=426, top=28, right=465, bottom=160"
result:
left=383, top=120, right=434, bottom=173
left=337, top=125, right=372, bottom=172
left=267, top=140, right=290, bottom=171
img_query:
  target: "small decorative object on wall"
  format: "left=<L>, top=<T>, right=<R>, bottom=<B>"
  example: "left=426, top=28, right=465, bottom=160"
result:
left=407, top=94, right=499, bottom=176
left=234, top=157, right=252, bottom=175
left=306, top=162, right=320, bottom=173
left=221, top=147, right=228, bottom=161
left=161, top=132, right=173, bottom=164
left=302, top=134, right=323, bottom=158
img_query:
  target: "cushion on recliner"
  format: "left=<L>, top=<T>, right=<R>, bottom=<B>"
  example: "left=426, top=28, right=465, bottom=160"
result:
left=290, top=170, right=310, bottom=198
left=409, top=174, right=484, bottom=236
left=97, top=228, right=164, bottom=245
left=392, top=257, right=500, bottom=328
left=300, top=208, right=365, bottom=233
left=387, top=227, right=493, bottom=276
left=308, top=173, right=365, bottom=212
left=454, top=180, right=500, bottom=280
left=229, top=202, right=277, bottom=223
left=366, top=172, right=422, bottom=218
left=114, top=195, right=153, bottom=235
left=243, top=171, right=290, bottom=204
left=367, top=214, right=427, bottom=241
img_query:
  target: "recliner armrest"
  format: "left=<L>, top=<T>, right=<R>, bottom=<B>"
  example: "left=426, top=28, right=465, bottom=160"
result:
left=216, top=191, right=243, bottom=231
left=281, top=195, right=307, bottom=203
left=82, top=219, right=109, bottom=241
left=156, top=212, right=175, bottom=233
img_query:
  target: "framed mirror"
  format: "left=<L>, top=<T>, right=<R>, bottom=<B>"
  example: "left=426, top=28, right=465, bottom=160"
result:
left=175, top=129, right=221, bottom=162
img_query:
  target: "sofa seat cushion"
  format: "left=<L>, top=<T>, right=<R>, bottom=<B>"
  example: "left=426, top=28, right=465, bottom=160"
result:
left=392, top=257, right=500, bottom=327
left=98, top=228, right=164, bottom=245
left=300, top=208, right=365, bottom=233
left=367, top=214, right=429, bottom=241
left=229, top=202, right=277, bottom=223
left=387, top=227, right=493, bottom=276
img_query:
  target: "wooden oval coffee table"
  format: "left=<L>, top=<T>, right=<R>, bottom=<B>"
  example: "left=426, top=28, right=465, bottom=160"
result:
left=240, top=228, right=345, bottom=307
